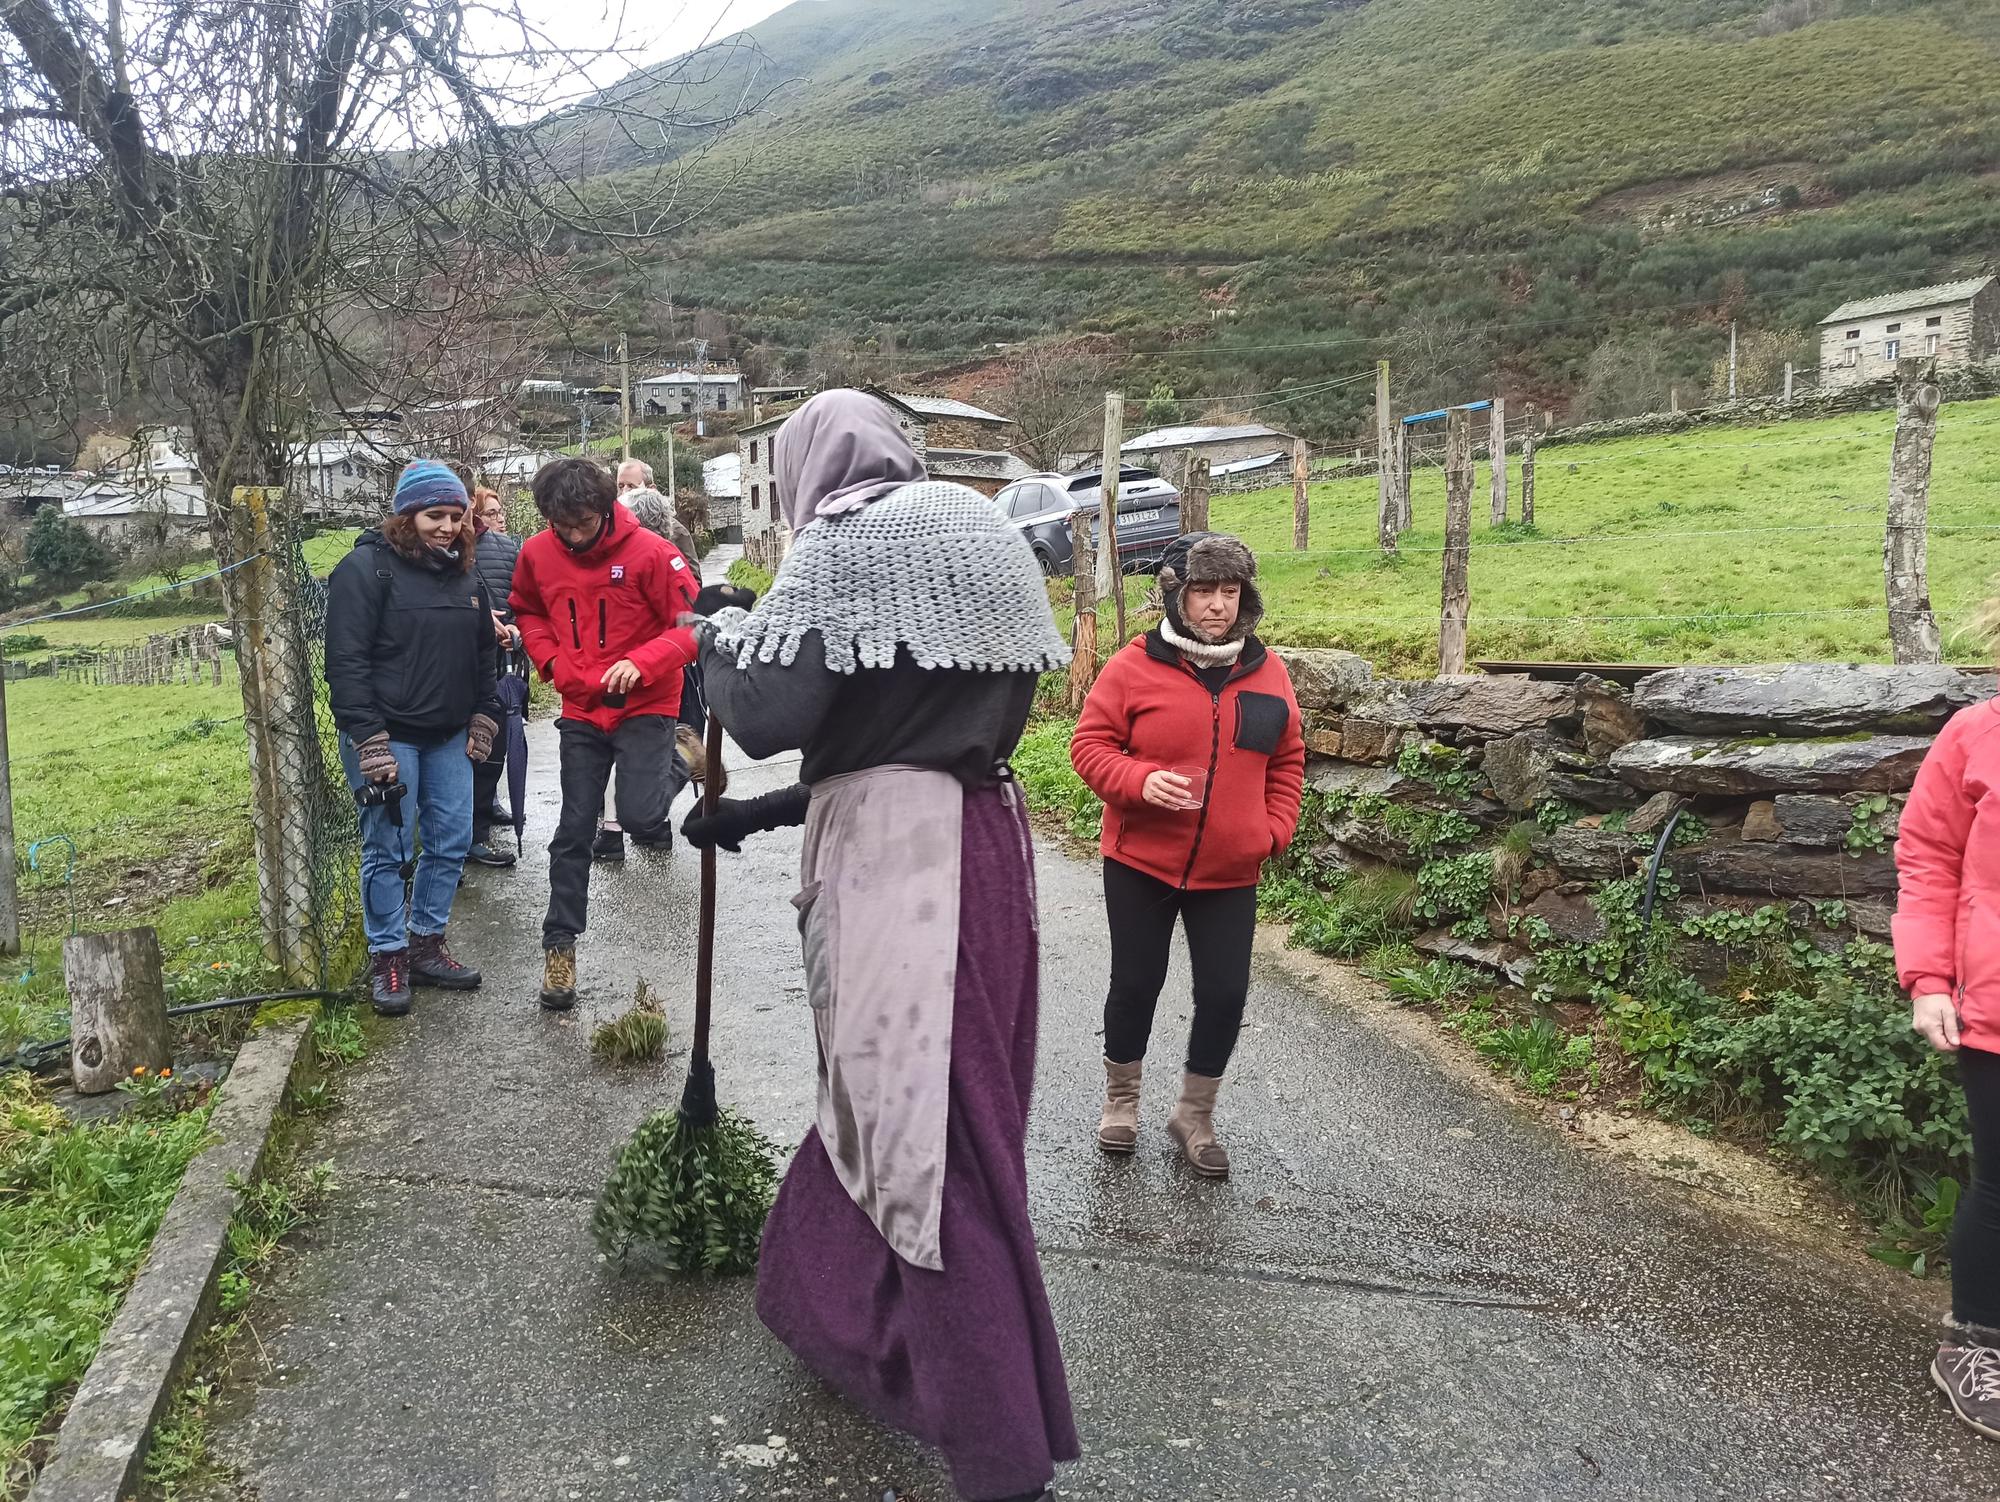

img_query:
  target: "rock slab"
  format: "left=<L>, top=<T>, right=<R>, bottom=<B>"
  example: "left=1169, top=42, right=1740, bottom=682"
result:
left=1608, top=735, right=1932, bottom=796
left=1399, top=676, right=1581, bottom=739
left=1631, top=663, right=1993, bottom=736
left=1276, top=648, right=1375, bottom=714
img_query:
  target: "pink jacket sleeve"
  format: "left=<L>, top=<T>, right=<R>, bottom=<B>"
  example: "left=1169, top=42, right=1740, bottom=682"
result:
left=1893, top=711, right=1979, bottom=999
left=1071, top=653, right=1154, bottom=811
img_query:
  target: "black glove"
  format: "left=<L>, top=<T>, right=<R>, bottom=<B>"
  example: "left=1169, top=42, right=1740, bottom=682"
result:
left=681, top=783, right=810, bottom=852
left=692, top=583, right=756, bottom=617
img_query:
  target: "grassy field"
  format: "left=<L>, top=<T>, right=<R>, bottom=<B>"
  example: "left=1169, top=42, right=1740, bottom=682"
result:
left=1208, top=395, right=2000, bottom=674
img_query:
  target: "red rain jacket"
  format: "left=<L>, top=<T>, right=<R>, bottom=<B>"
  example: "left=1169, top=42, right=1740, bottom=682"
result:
left=510, top=503, right=699, bottom=732
left=1072, top=630, right=1306, bottom=891
left=1894, top=699, right=2000, bottom=1053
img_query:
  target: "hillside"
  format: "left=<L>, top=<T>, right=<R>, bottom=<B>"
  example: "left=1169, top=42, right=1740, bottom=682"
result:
left=576, top=0, right=2000, bottom=437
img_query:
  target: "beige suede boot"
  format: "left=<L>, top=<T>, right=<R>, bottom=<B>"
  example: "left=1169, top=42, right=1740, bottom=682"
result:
left=1166, top=1070, right=1230, bottom=1178
left=1097, top=1058, right=1142, bottom=1154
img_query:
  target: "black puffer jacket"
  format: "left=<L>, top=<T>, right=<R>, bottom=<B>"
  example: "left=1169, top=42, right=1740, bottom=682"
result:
left=325, top=530, right=501, bottom=744
left=476, top=528, right=522, bottom=625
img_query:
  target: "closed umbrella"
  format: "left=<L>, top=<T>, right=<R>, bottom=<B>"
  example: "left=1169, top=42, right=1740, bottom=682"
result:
left=496, top=649, right=531, bottom=847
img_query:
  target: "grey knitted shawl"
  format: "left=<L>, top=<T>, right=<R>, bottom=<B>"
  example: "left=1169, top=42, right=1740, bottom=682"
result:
left=705, top=480, right=1071, bottom=675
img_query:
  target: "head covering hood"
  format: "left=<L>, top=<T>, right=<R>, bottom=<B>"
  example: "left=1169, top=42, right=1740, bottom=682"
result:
left=774, top=389, right=927, bottom=534
left=1158, top=531, right=1263, bottom=645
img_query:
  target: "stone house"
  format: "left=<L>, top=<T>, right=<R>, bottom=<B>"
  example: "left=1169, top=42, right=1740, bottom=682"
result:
left=863, top=389, right=1014, bottom=452
left=1121, top=421, right=1297, bottom=474
left=1818, top=276, right=1999, bottom=389
left=64, top=479, right=210, bottom=555
left=638, top=369, right=745, bottom=416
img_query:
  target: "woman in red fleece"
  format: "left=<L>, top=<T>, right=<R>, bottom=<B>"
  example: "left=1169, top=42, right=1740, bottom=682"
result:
left=1071, top=531, right=1304, bottom=1177
left=1895, top=694, right=2000, bottom=1441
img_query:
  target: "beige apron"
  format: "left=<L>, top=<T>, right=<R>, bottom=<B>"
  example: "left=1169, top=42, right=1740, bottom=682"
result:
left=794, top=764, right=963, bottom=1271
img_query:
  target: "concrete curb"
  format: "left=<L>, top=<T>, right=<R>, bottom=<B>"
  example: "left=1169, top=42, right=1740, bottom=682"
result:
left=27, top=1015, right=318, bottom=1502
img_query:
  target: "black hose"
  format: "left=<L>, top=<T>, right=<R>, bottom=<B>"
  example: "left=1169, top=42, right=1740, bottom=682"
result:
left=1639, top=808, right=1685, bottom=928
left=0, top=988, right=350, bottom=1076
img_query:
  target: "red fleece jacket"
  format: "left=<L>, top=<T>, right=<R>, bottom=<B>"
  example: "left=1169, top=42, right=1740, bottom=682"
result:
left=1071, top=631, right=1306, bottom=891
left=1894, top=699, right=2000, bottom=1053
left=510, top=503, right=699, bottom=732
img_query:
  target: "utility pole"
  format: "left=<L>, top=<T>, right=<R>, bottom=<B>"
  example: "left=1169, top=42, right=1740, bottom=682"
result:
left=619, top=332, right=632, bottom=460
left=1097, top=393, right=1126, bottom=646
left=0, top=638, right=17, bottom=955
left=1728, top=320, right=1739, bottom=399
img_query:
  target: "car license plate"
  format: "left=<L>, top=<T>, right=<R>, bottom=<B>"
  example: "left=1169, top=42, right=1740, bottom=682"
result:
left=1122, top=509, right=1160, bottom=524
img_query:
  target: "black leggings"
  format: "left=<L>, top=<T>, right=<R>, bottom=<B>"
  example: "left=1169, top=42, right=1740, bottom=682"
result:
left=1956, top=1047, right=2000, bottom=1329
left=1101, top=857, right=1258, bottom=1079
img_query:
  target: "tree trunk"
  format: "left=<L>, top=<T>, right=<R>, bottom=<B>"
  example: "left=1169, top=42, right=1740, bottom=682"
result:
left=1884, top=358, right=1942, bottom=665
left=1183, top=457, right=1210, bottom=535
left=1375, top=360, right=1396, bottom=555
left=1069, top=520, right=1099, bottom=712
left=1439, top=409, right=1473, bottom=676
left=1489, top=396, right=1508, bottom=526
left=66, top=927, right=169, bottom=1094
left=1291, top=436, right=1310, bottom=551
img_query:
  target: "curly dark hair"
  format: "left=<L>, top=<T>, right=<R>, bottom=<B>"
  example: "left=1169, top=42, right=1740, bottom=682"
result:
left=381, top=513, right=474, bottom=572
left=532, top=457, right=615, bottom=528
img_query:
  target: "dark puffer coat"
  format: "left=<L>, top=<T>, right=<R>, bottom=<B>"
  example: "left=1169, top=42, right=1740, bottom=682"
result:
left=476, top=528, right=523, bottom=625
left=325, top=530, right=501, bottom=745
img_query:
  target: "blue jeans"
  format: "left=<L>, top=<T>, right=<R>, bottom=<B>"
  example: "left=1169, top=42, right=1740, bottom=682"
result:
left=339, top=733, right=474, bottom=954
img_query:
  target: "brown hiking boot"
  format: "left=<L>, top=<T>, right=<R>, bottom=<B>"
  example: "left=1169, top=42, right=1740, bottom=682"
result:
left=540, top=946, right=577, bottom=1012
left=370, top=949, right=411, bottom=1017
left=676, top=724, right=708, bottom=784
left=1166, top=1070, right=1230, bottom=1179
left=1933, top=1343, right=2000, bottom=1440
left=409, top=932, right=481, bottom=990
left=1098, top=1057, right=1142, bottom=1154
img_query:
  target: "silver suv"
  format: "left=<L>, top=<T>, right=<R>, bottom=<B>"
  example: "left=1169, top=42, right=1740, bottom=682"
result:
left=996, top=467, right=1182, bottom=577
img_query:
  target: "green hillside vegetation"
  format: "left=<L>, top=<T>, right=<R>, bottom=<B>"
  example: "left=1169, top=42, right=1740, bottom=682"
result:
left=570, top=0, right=2000, bottom=436
left=1205, top=395, right=2000, bottom=672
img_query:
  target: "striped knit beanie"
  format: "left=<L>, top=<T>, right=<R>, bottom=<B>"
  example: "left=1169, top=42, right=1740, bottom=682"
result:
left=392, top=459, right=468, bottom=515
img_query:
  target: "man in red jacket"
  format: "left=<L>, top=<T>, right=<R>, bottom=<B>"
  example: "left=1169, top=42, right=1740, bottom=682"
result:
left=511, top=458, right=699, bottom=1009
left=1071, top=531, right=1304, bottom=1179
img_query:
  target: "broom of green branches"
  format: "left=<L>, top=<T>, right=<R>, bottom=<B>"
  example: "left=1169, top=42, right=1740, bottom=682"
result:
left=593, top=717, right=779, bottom=1274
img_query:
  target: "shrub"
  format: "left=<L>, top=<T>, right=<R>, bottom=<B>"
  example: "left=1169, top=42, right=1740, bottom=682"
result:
left=25, top=507, right=110, bottom=587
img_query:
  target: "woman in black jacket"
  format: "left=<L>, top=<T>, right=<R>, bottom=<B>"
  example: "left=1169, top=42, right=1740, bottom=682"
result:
left=469, top=485, right=525, bottom=867
left=325, top=460, right=500, bottom=1014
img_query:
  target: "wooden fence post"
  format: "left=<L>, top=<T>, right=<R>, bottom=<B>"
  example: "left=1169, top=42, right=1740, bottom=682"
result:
left=1291, top=437, right=1310, bottom=551
left=1375, top=360, right=1396, bottom=555
left=1069, top=517, right=1099, bottom=712
left=1489, top=396, right=1508, bottom=526
left=1520, top=417, right=1537, bottom=528
left=1885, top=358, right=1942, bottom=665
left=1393, top=424, right=1412, bottom=533
left=65, top=927, right=170, bottom=1094
left=1784, top=362, right=1795, bottom=404
left=1183, top=456, right=1211, bottom=535
left=1438, top=408, right=1473, bottom=676
left=1097, top=394, right=1126, bottom=647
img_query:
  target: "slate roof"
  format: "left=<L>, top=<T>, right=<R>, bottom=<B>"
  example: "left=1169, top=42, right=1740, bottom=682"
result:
left=1122, top=422, right=1291, bottom=451
left=1820, top=276, right=1995, bottom=325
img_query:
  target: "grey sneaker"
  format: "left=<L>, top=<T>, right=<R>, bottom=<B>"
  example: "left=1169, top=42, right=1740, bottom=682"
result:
left=1932, top=1344, right=2000, bottom=1440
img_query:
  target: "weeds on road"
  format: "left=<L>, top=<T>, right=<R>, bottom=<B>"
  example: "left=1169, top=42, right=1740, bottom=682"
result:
left=592, top=981, right=670, bottom=1065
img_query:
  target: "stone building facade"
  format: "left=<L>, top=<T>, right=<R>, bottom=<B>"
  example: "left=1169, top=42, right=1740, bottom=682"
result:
left=1819, top=276, right=1999, bottom=390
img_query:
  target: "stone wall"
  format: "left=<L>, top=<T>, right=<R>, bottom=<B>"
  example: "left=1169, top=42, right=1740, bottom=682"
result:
left=1275, top=650, right=1995, bottom=974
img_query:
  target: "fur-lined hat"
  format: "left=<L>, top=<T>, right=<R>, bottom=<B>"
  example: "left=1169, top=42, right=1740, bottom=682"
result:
left=1158, top=531, right=1263, bottom=643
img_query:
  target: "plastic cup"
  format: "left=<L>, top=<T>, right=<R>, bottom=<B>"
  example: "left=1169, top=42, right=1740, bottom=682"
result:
left=1170, top=764, right=1210, bottom=811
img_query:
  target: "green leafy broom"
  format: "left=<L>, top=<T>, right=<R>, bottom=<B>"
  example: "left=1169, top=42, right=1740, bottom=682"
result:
left=593, top=718, right=780, bottom=1274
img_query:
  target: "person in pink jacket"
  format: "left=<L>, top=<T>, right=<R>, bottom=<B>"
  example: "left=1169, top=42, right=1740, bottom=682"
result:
left=1894, top=696, right=2000, bottom=1441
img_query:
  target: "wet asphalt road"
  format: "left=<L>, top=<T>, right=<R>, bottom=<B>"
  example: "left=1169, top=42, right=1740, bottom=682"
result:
left=204, top=569, right=1997, bottom=1501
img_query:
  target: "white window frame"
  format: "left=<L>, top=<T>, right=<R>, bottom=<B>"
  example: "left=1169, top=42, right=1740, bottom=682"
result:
left=1884, top=338, right=1901, bottom=361
left=1927, top=333, right=1940, bottom=355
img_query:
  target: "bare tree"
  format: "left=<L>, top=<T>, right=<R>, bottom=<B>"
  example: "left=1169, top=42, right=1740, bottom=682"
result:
left=1576, top=329, right=1685, bottom=420
left=1389, top=309, right=1495, bottom=412
left=988, top=338, right=1113, bottom=473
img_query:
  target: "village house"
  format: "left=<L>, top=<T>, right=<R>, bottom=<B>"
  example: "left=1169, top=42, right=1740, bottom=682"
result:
left=703, top=451, right=743, bottom=543
left=1818, top=276, right=2000, bottom=390
left=64, top=478, right=210, bottom=555
left=1120, top=420, right=1298, bottom=474
left=639, top=368, right=746, bottom=416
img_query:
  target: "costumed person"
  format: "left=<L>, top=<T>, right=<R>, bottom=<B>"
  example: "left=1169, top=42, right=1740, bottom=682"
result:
left=324, top=460, right=499, bottom=1015
left=509, top=458, right=699, bottom=1010
left=686, top=390, right=1079, bottom=1502
left=1895, top=668, right=2000, bottom=1442
left=470, top=485, right=525, bottom=866
left=1069, top=531, right=1304, bottom=1177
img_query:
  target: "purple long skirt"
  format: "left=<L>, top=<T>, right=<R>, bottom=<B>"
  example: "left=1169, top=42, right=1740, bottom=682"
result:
left=756, top=783, right=1080, bottom=1501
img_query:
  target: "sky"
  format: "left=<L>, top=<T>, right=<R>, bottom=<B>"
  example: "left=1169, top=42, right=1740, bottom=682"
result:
left=516, top=0, right=803, bottom=79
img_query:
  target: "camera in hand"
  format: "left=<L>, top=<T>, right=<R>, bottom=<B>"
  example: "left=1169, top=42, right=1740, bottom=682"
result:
left=354, top=779, right=407, bottom=826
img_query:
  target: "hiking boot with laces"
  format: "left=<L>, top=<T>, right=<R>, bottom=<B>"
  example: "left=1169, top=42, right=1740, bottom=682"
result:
left=370, top=949, right=412, bottom=1017
left=592, top=826, right=626, bottom=863
left=409, top=932, right=482, bottom=991
left=540, top=946, right=578, bottom=1011
left=1934, top=1343, right=2000, bottom=1440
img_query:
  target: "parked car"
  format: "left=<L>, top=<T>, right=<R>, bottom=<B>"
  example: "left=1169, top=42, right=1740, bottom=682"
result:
left=996, top=467, right=1182, bottom=576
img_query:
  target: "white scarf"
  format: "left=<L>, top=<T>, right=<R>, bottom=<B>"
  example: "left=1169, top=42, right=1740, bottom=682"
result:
left=1160, top=613, right=1244, bottom=669
left=704, top=481, right=1071, bottom=675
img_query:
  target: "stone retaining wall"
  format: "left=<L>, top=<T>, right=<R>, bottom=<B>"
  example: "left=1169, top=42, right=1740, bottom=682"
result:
left=1274, top=650, right=1996, bottom=974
